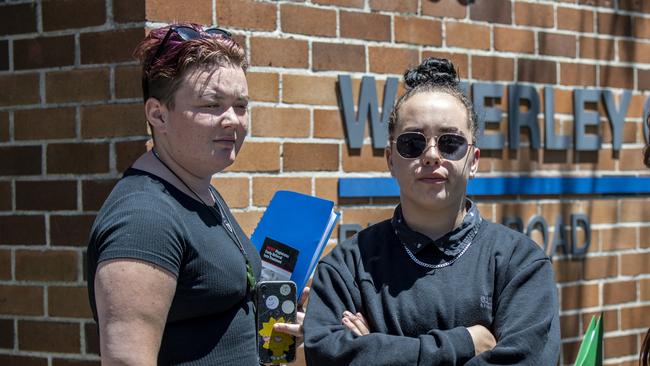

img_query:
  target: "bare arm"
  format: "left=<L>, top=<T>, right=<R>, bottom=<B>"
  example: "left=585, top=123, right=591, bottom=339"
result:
left=95, top=259, right=177, bottom=366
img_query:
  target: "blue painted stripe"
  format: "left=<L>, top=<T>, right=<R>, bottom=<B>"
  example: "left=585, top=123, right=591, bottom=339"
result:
left=338, top=176, right=650, bottom=197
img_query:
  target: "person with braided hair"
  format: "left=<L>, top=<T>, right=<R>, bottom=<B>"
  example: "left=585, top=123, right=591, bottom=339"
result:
left=303, top=57, right=561, bottom=365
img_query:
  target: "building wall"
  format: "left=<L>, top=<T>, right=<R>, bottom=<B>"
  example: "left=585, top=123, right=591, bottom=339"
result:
left=0, top=0, right=649, bottom=365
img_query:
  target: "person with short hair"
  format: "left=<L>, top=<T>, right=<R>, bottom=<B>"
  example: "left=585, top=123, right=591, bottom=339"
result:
left=86, top=23, right=302, bottom=365
left=303, top=57, right=561, bottom=365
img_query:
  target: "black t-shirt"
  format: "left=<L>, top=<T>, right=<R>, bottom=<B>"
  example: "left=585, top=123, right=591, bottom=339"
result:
left=87, top=168, right=262, bottom=366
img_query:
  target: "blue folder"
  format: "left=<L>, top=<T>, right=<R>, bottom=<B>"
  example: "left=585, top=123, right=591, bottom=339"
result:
left=251, top=191, right=340, bottom=296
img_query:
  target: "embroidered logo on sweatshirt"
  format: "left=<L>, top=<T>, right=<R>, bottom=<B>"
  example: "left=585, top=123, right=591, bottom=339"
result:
left=480, top=295, right=492, bottom=310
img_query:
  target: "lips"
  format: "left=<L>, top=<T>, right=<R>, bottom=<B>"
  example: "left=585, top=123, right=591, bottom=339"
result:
left=418, top=172, right=447, bottom=183
left=214, top=136, right=236, bottom=143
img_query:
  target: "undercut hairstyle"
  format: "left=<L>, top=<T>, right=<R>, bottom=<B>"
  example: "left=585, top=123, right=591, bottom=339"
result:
left=388, top=57, right=478, bottom=144
left=133, top=22, right=248, bottom=109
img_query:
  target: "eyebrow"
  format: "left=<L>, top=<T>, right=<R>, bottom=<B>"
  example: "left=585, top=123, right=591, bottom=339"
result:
left=200, top=91, right=249, bottom=102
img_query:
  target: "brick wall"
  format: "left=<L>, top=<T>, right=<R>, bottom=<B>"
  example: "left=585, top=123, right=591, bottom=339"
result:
left=1, top=0, right=649, bottom=365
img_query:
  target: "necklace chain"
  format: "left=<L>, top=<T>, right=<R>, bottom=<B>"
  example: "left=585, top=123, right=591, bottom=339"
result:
left=150, top=148, right=256, bottom=291
left=399, top=218, right=481, bottom=269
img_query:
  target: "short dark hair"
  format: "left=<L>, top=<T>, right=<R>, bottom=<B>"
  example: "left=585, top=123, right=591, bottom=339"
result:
left=133, top=22, right=248, bottom=109
left=388, top=57, right=477, bottom=144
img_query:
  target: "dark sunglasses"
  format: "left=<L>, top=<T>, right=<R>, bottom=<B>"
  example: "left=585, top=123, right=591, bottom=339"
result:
left=151, top=26, right=232, bottom=64
left=394, top=132, right=473, bottom=160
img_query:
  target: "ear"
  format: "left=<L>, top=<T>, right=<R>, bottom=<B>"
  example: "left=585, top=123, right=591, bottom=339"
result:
left=468, top=147, right=480, bottom=178
left=145, top=97, right=168, bottom=135
left=385, top=145, right=396, bottom=178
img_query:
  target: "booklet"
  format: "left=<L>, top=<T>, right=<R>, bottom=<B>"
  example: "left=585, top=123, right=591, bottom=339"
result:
left=251, top=190, right=340, bottom=296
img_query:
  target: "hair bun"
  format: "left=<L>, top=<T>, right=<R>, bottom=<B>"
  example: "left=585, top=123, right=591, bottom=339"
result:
left=404, top=57, right=459, bottom=89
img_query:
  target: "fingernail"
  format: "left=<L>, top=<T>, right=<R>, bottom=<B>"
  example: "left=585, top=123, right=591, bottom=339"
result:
left=343, top=311, right=350, bottom=316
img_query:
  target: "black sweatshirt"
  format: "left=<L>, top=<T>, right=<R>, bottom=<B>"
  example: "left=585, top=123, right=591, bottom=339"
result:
left=304, top=202, right=560, bottom=365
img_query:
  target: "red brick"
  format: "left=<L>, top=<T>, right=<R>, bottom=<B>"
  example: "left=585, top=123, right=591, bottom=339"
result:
left=81, top=104, right=147, bottom=138
left=446, top=22, right=490, bottom=50
left=116, top=139, right=148, bottom=172
left=0, top=146, right=41, bottom=176
left=314, top=109, right=344, bottom=139
left=340, top=11, right=390, bottom=42
left=48, top=286, right=92, bottom=318
left=578, top=0, right=615, bottom=7
left=251, top=37, right=308, bottom=69
left=0, top=285, right=44, bottom=315
left=619, top=148, right=648, bottom=171
left=598, top=12, right=632, bottom=37
left=217, top=0, right=277, bottom=31
left=82, top=179, right=117, bottom=211
left=620, top=252, right=650, bottom=276
left=604, top=334, right=638, bottom=359
left=18, top=320, right=80, bottom=353
left=0, top=182, right=10, bottom=211
left=621, top=305, right=650, bottom=329
left=0, top=250, right=10, bottom=280
left=315, top=177, right=338, bottom=205
left=282, top=75, right=337, bottom=106
left=0, top=112, right=7, bottom=142
left=597, top=227, right=636, bottom=251
left=313, top=0, right=362, bottom=7
left=210, top=177, right=249, bottom=209
left=604, top=280, right=637, bottom=305
left=561, top=283, right=599, bottom=310
left=514, top=2, right=554, bottom=28
left=0, top=73, right=40, bottom=106
left=343, top=144, right=387, bottom=172
left=494, top=27, right=534, bottom=54
left=560, top=314, right=580, bottom=339
left=580, top=36, right=616, bottom=60
left=42, top=0, right=105, bottom=31
left=471, top=56, right=514, bottom=82
left=620, top=0, right=650, bottom=12
left=421, top=0, right=466, bottom=18
left=248, top=72, right=279, bottom=103
left=144, top=0, right=211, bottom=23
left=47, top=143, right=110, bottom=174
left=226, top=142, right=280, bottom=172
left=46, top=69, right=110, bottom=103
left=0, top=318, right=12, bottom=348
left=16, top=181, right=77, bottom=211
left=0, top=355, right=47, bottom=366
left=517, top=59, right=556, bottom=84
left=0, top=3, right=37, bottom=35
left=81, top=28, right=145, bottom=64
left=16, top=250, right=78, bottom=282
left=15, top=108, right=76, bottom=140
left=394, top=16, right=441, bottom=46
left=539, top=32, right=576, bottom=58
left=639, top=69, right=650, bottom=91
left=252, top=177, right=311, bottom=206
left=369, top=47, right=419, bottom=75
left=251, top=107, right=310, bottom=138
left=283, top=143, right=339, bottom=171
left=115, top=65, right=142, bottom=99
left=633, top=17, right=650, bottom=39
left=558, top=7, right=594, bottom=33
left=581, top=310, right=619, bottom=334
left=584, top=256, right=618, bottom=280
left=281, top=4, right=336, bottom=37
left=641, top=278, right=650, bottom=301
left=14, top=35, right=75, bottom=70
left=113, top=0, right=145, bottom=23
left=600, top=65, right=633, bottom=89
left=369, top=0, right=417, bottom=13
left=85, top=322, right=100, bottom=354
left=0, top=216, right=46, bottom=245
left=0, top=40, right=8, bottom=70
left=560, top=63, right=597, bottom=87
left=469, top=0, right=511, bottom=24
left=313, top=42, right=365, bottom=72
left=50, top=215, right=96, bottom=247
left=619, top=40, right=650, bottom=63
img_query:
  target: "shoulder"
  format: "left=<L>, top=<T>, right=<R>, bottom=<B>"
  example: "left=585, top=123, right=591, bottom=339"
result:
left=478, top=219, right=550, bottom=266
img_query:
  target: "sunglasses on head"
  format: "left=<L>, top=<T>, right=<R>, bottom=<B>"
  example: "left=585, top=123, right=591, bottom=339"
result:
left=394, top=132, right=473, bottom=160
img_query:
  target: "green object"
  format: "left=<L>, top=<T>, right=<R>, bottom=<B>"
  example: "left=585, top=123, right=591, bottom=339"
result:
left=574, top=313, right=603, bottom=366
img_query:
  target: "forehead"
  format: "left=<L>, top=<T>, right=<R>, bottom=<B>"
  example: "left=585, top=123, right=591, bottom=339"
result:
left=397, top=91, right=469, bottom=134
left=178, top=65, right=248, bottom=99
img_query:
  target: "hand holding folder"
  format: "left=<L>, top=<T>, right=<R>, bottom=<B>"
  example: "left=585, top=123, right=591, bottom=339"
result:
left=251, top=191, right=340, bottom=296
